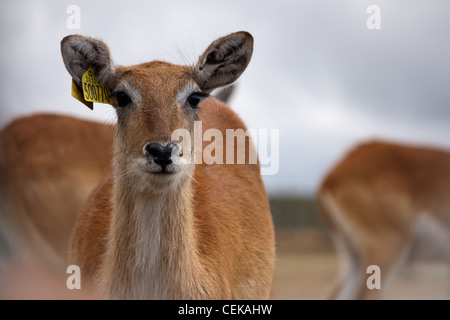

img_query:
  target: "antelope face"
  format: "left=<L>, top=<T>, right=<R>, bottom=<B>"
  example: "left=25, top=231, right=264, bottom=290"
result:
left=110, top=63, right=203, bottom=188
left=61, top=32, right=253, bottom=191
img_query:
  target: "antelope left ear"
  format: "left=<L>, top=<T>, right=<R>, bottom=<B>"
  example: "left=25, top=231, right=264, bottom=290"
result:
left=195, top=31, right=253, bottom=93
left=61, top=35, right=116, bottom=89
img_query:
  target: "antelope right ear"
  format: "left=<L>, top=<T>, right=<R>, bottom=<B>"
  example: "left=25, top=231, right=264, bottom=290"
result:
left=61, top=35, right=116, bottom=88
left=195, top=31, right=253, bottom=93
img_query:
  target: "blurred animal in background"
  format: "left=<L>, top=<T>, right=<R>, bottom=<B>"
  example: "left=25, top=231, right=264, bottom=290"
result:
left=0, top=115, right=114, bottom=269
left=318, top=140, right=450, bottom=299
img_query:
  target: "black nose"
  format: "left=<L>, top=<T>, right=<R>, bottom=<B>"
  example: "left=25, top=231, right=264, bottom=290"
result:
left=145, top=142, right=176, bottom=169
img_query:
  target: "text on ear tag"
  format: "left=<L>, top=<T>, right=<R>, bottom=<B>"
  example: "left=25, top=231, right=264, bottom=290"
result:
left=81, top=66, right=113, bottom=105
left=71, top=80, right=93, bottom=110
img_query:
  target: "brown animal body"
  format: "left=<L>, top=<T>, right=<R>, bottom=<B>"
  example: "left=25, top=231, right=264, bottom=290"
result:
left=0, top=114, right=113, bottom=266
left=318, top=140, right=450, bottom=299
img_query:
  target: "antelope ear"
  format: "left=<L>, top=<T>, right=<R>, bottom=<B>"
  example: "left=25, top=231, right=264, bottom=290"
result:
left=61, top=35, right=116, bottom=88
left=195, top=31, right=253, bottom=93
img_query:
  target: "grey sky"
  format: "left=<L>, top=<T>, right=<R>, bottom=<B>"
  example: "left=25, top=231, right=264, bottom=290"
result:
left=1, top=0, right=449, bottom=195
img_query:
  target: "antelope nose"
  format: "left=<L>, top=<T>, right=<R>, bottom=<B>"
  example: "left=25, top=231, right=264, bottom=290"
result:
left=144, top=142, right=176, bottom=168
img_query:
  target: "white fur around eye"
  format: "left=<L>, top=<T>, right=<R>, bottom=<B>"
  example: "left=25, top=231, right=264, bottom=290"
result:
left=177, top=82, right=200, bottom=105
left=114, top=81, right=142, bottom=106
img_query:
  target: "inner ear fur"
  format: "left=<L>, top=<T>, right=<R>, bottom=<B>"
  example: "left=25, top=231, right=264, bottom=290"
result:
left=195, top=31, right=253, bottom=92
left=61, top=35, right=116, bottom=88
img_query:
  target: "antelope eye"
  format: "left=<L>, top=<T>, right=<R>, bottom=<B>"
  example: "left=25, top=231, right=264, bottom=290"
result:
left=113, top=91, right=131, bottom=107
left=187, top=92, right=207, bottom=108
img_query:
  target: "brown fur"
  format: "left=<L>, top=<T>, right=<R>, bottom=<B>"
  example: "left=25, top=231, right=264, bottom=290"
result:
left=318, top=140, right=450, bottom=299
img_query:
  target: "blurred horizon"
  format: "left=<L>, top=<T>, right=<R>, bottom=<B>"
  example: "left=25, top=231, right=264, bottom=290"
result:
left=1, top=0, right=449, bottom=195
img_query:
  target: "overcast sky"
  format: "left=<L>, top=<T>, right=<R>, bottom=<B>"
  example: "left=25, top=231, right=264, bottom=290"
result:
left=1, top=0, right=449, bottom=195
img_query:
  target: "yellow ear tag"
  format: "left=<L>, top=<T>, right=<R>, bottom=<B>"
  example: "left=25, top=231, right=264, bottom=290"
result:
left=81, top=66, right=113, bottom=105
left=71, top=80, right=93, bottom=110
left=71, top=66, right=113, bottom=110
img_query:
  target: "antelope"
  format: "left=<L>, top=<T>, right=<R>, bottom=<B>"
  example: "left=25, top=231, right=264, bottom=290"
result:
left=318, top=140, right=450, bottom=299
left=61, top=32, right=275, bottom=299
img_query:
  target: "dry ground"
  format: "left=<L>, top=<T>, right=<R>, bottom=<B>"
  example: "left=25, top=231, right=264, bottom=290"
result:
left=273, top=229, right=450, bottom=300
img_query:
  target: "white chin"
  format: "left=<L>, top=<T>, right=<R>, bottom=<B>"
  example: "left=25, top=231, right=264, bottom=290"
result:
left=137, top=160, right=181, bottom=175
left=132, top=158, right=192, bottom=193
